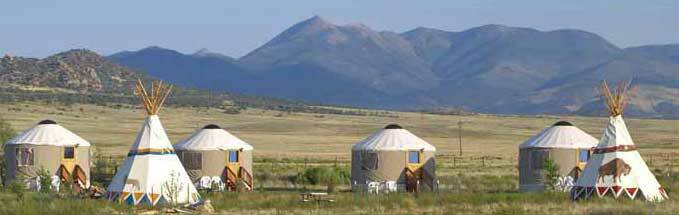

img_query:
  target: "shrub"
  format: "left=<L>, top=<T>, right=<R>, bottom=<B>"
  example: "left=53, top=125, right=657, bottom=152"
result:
left=542, top=158, right=559, bottom=191
left=295, top=167, right=350, bottom=193
left=9, top=181, right=25, bottom=201
left=36, top=168, right=52, bottom=193
left=0, top=116, right=15, bottom=148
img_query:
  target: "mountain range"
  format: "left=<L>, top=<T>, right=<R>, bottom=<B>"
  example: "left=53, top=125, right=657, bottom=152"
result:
left=4, top=16, right=679, bottom=117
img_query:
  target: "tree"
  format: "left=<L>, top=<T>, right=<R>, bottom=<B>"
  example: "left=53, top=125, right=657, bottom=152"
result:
left=542, top=158, right=560, bottom=191
left=0, top=117, right=14, bottom=185
left=0, top=116, right=14, bottom=148
left=162, top=171, right=185, bottom=205
left=36, top=168, right=53, bottom=193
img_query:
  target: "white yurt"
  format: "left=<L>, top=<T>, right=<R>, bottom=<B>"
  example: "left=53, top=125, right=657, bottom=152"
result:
left=519, top=121, right=598, bottom=192
left=572, top=81, right=667, bottom=201
left=351, top=124, right=436, bottom=193
left=107, top=80, right=200, bottom=205
left=174, top=124, right=254, bottom=191
left=4, top=119, right=91, bottom=190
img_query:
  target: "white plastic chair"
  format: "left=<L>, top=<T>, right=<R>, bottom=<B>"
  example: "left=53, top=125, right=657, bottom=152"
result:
left=367, top=181, right=380, bottom=194
left=211, top=176, right=225, bottom=191
left=385, top=181, right=397, bottom=193
left=198, top=176, right=212, bottom=189
left=31, top=176, right=41, bottom=191
left=555, top=176, right=575, bottom=192
left=51, top=175, right=61, bottom=192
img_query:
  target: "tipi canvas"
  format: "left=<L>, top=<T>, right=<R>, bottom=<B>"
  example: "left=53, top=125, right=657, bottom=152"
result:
left=572, top=81, right=667, bottom=201
left=108, top=80, right=200, bottom=205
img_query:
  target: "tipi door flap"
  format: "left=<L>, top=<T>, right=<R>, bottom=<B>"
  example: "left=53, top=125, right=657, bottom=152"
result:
left=61, top=146, right=77, bottom=173
left=226, top=150, right=240, bottom=174
left=406, top=150, right=423, bottom=172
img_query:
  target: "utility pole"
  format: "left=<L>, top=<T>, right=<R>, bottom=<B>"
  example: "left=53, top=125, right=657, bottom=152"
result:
left=458, top=118, right=462, bottom=156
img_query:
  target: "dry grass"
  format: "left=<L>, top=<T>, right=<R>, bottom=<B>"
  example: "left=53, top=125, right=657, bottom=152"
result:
left=2, top=102, right=678, bottom=159
left=2, top=102, right=679, bottom=214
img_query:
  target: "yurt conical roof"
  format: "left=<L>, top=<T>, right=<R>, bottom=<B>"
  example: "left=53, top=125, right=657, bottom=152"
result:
left=519, top=121, right=597, bottom=149
left=107, top=80, right=200, bottom=205
left=352, top=124, right=436, bottom=151
left=6, top=119, right=90, bottom=146
left=572, top=81, right=667, bottom=201
left=174, top=124, right=253, bottom=151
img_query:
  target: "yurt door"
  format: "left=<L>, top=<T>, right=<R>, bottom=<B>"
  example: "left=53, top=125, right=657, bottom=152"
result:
left=61, top=146, right=77, bottom=173
left=226, top=150, right=241, bottom=174
left=406, top=150, right=424, bottom=173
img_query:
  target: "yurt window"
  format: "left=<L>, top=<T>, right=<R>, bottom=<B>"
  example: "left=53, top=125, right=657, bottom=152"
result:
left=182, top=152, right=202, bottom=170
left=578, top=149, right=590, bottom=163
left=360, top=152, right=378, bottom=170
left=16, top=147, right=34, bottom=166
left=63, top=147, right=75, bottom=159
left=529, top=150, right=548, bottom=169
left=229, top=151, right=239, bottom=163
left=408, top=151, right=420, bottom=164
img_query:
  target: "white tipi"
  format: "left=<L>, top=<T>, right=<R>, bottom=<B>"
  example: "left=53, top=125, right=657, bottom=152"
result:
left=107, top=80, right=200, bottom=205
left=571, top=81, right=667, bottom=201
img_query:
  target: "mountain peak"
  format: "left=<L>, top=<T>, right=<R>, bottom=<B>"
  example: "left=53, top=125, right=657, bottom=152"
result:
left=139, top=46, right=175, bottom=52
left=132, top=46, right=186, bottom=57
left=192, top=48, right=235, bottom=61
left=403, top=27, right=453, bottom=36
left=470, top=24, right=538, bottom=34
left=305, top=15, right=329, bottom=24
left=194, top=48, right=212, bottom=55
left=288, top=15, right=336, bottom=33
left=50, top=49, right=103, bottom=60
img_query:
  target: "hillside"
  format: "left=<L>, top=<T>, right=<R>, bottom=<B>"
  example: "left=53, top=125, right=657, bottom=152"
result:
left=0, top=49, right=142, bottom=93
left=109, top=46, right=255, bottom=92
left=0, top=49, right=342, bottom=114
left=107, top=16, right=679, bottom=117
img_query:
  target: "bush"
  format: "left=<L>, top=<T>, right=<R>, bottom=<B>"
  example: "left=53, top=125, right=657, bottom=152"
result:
left=9, top=181, right=25, bottom=201
left=295, top=167, right=350, bottom=193
left=542, top=158, right=559, bottom=191
left=36, top=168, right=52, bottom=193
left=0, top=116, right=15, bottom=147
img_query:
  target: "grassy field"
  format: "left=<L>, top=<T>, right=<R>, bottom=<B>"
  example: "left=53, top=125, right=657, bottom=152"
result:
left=1, top=101, right=679, bottom=214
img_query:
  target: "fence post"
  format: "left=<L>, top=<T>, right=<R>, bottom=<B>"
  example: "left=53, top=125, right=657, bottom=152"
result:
left=453, top=156, right=456, bottom=168
left=482, top=156, right=485, bottom=168
left=667, top=153, right=672, bottom=177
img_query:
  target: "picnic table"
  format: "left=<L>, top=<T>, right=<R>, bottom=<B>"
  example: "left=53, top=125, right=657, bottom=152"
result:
left=300, top=192, right=335, bottom=203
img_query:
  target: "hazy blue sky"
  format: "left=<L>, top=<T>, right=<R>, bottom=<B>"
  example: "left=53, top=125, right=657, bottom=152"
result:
left=1, top=0, right=677, bottom=58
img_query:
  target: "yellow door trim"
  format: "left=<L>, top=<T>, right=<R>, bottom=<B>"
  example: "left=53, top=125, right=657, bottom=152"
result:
left=61, top=146, right=77, bottom=173
left=405, top=150, right=424, bottom=171
left=226, top=150, right=241, bottom=176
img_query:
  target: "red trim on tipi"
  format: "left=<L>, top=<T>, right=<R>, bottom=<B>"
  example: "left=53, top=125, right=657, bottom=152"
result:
left=611, top=186, right=623, bottom=198
left=659, top=187, right=669, bottom=199
left=597, top=187, right=609, bottom=197
left=625, top=187, right=638, bottom=199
